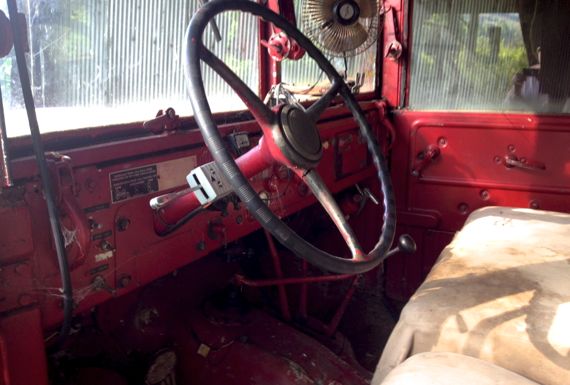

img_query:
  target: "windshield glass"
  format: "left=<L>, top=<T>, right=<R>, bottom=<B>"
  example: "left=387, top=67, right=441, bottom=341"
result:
left=0, top=1, right=259, bottom=137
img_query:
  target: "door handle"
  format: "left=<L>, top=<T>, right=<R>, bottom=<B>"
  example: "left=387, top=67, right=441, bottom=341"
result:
left=503, top=154, right=546, bottom=171
left=412, top=145, right=440, bottom=177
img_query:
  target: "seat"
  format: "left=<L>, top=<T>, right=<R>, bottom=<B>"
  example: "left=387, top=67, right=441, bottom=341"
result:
left=380, top=352, right=540, bottom=385
left=373, top=207, right=570, bottom=385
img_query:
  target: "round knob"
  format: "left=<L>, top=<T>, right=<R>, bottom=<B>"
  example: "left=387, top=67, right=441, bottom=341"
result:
left=398, top=234, right=417, bottom=254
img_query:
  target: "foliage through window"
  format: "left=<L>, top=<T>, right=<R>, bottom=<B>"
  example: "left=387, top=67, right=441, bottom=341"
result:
left=409, top=0, right=570, bottom=114
left=0, top=0, right=259, bottom=137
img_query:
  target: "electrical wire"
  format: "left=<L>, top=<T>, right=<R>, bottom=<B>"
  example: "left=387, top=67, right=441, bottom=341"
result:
left=0, top=84, right=12, bottom=186
left=156, top=207, right=206, bottom=237
left=6, top=0, right=73, bottom=347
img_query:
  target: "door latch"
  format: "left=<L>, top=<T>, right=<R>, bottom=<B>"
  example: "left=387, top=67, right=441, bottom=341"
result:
left=503, top=154, right=546, bottom=171
left=412, top=145, right=440, bottom=177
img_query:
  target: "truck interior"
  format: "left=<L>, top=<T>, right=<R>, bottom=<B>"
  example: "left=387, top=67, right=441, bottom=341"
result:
left=0, top=0, right=568, bottom=384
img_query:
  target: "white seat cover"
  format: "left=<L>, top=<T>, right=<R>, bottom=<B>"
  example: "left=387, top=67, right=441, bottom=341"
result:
left=380, top=352, right=540, bottom=385
left=373, top=207, right=570, bottom=385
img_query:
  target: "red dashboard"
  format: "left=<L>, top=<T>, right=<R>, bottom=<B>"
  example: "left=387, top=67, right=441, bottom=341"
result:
left=0, top=102, right=385, bottom=330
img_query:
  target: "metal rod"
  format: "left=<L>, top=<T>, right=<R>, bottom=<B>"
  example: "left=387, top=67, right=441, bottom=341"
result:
left=0, top=84, right=12, bottom=186
left=234, top=272, right=355, bottom=287
left=6, top=0, right=73, bottom=345
left=263, top=229, right=291, bottom=321
left=299, top=260, right=308, bottom=319
left=325, top=275, right=360, bottom=336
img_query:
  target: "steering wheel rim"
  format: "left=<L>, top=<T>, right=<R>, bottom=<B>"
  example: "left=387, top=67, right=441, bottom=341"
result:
left=184, top=0, right=396, bottom=274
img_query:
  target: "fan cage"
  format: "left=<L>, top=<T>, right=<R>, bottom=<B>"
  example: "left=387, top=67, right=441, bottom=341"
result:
left=300, top=0, right=379, bottom=57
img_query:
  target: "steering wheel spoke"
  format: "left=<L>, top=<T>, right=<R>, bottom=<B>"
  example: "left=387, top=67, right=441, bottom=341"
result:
left=200, top=46, right=276, bottom=130
left=297, top=169, right=365, bottom=260
left=306, top=78, right=342, bottom=122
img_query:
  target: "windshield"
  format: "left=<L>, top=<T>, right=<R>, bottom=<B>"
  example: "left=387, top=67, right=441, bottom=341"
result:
left=0, top=0, right=378, bottom=138
left=1, top=0, right=260, bottom=137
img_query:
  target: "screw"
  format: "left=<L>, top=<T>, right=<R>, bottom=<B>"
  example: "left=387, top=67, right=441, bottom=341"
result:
left=196, top=240, right=206, bottom=251
left=437, top=137, right=448, bottom=147
left=458, top=202, right=469, bottom=215
left=89, top=219, right=101, bottom=230
left=507, top=144, right=516, bottom=153
left=99, top=241, right=113, bottom=251
left=529, top=200, right=539, bottom=209
left=118, top=275, right=132, bottom=288
left=117, top=217, right=131, bottom=232
left=480, top=190, right=490, bottom=201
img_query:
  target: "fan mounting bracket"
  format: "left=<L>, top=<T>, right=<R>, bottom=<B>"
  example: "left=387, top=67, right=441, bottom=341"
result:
left=333, top=0, right=361, bottom=26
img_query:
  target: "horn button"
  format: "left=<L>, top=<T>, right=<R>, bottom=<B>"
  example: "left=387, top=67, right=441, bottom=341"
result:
left=277, top=105, right=323, bottom=169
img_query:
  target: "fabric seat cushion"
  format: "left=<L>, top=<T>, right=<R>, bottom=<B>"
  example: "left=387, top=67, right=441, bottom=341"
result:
left=373, top=207, right=570, bottom=385
left=380, top=352, right=540, bottom=385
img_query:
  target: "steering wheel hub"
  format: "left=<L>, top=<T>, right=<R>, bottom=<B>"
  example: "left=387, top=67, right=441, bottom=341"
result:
left=278, top=105, right=322, bottom=168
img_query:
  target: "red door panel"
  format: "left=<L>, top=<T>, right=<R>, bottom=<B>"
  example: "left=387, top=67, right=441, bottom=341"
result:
left=385, top=111, right=570, bottom=300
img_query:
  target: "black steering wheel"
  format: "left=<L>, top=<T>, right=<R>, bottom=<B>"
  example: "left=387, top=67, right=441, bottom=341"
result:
left=184, top=0, right=396, bottom=274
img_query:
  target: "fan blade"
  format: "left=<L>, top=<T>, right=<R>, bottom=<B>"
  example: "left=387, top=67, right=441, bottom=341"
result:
left=304, top=0, right=335, bottom=23
left=320, top=21, right=368, bottom=54
left=355, top=0, right=377, bottom=18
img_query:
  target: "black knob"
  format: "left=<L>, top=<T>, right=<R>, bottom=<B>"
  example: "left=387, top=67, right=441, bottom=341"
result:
left=385, top=234, right=417, bottom=259
left=398, top=234, right=417, bottom=254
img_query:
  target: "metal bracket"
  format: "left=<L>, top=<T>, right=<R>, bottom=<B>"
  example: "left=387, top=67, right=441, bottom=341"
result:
left=382, top=3, right=403, bottom=61
left=143, top=108, right=182, bottom=135
left=46, top=153, right=92, bottom=268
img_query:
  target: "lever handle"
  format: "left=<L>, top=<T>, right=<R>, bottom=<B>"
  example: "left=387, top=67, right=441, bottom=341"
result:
left=412, top=145, right=440, bottom=177
left=386, top=234, right=417, bottom=258
left=504, top=154, right=545, bottom=171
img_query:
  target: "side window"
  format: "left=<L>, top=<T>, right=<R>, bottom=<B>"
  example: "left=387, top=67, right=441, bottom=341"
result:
left=0, top=1, right=259, bottom=137
left=409, top=0, right=570, bottom=114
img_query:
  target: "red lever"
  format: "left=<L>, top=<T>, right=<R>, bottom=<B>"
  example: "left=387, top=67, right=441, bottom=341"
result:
left=152, top=140, right=274, bottom=234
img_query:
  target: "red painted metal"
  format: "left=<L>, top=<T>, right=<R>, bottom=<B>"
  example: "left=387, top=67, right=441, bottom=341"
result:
left=142, top=108, right=182, bottom=134
left=384, top=109, right=570, bottom=300
left=323, top=275, right=360, bottom=336
left=265, top=0, right=305, bottom=62
left=263, top=229, right=292, bottom=320
left=234, top=230, right=360, bottom=337
left=380, top=0, right=407, bottom=107
left=234, top=273, right=355, bottom=287
left=0, top=309, right=49, bottom=385
left=1, top=105, right=381, bottom=334
left=154, top=139, right=274, bottom=230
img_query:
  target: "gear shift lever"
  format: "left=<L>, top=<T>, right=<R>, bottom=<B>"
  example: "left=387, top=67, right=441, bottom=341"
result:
left=386, top=234, right=417, bottom=258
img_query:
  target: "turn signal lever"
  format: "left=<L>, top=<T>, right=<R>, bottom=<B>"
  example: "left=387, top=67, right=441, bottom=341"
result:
left=386, top=234, right=417, bottom=258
